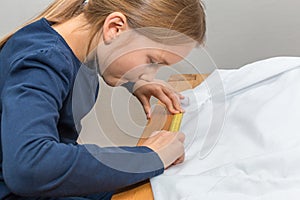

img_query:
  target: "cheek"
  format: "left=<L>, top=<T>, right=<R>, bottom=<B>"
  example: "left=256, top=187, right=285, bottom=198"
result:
left=103, top=59, right=127, bottom=78
left=108, top=55, right=148, bottom=80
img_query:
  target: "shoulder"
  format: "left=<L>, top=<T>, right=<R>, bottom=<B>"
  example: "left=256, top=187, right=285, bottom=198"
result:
left=2, top=18, right=81, bottom=82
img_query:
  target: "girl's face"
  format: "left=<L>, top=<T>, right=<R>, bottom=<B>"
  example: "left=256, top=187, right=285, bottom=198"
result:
left=101, top=48, right=184, bottom=86
left=97, top=32, right=195, bottom=87
left=95, top=12, right=196, bottom=87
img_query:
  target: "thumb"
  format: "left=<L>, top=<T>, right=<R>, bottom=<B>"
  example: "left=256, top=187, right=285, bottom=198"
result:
left=177, top=132, right=185, bottom=143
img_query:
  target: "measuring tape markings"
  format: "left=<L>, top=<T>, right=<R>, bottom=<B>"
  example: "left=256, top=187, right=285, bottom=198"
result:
left=169, top=113, right=183, bottom=132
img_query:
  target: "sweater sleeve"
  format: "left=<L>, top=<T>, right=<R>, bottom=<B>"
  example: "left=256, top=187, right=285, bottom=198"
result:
left=121, top=81, right=135, bottom=93
left=1, top=49, right=164, bottom=197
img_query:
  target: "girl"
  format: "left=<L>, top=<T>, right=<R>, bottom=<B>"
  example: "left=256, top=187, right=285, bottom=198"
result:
left=0, top=0, right=206, bottom=199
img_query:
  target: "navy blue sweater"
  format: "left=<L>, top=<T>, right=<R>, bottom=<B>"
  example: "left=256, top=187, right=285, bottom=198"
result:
left=0, top=18, right=164, bottom=198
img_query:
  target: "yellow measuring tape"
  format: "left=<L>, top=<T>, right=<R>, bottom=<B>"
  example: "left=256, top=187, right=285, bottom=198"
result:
left=169, top=113, right=184, bottom=132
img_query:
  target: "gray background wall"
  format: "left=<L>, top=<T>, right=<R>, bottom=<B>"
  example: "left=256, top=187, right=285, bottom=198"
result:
left=1, top=0, right=300, bottom=68
left=1, top=0, right=300, bottom=145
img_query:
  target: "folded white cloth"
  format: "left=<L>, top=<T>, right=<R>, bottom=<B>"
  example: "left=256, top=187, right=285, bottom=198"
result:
left=150, top=57, right=300, bottom=200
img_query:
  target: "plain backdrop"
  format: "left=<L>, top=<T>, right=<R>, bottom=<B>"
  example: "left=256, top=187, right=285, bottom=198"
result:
left=1, top=0, right=300, bottom=68
left=1, top=0, right=300, bottom=145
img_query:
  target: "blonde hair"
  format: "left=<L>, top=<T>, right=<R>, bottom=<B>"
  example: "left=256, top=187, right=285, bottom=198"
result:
left=0, top=0, right=206, bottom=51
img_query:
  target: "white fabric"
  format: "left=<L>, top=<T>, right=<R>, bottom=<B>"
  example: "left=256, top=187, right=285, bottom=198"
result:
left=150, top=57, right=300, bottom=200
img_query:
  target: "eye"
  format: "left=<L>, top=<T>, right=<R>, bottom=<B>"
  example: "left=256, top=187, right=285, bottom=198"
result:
left=148, top=56, right=161, bottom=66
left=148, top=57, right=157, bottom=64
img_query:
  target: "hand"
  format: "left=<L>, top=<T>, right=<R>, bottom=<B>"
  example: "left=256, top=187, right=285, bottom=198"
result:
left=140, top=131, right=185, bottom=169
left=133, top=79, right=185, bottom=119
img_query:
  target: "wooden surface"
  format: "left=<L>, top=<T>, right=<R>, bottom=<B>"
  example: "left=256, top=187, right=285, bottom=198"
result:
left=112, top=74, right=208, bottom=200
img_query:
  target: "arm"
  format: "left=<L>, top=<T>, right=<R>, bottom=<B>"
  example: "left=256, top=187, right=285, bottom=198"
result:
left=1, top=50, right=164, bottom=197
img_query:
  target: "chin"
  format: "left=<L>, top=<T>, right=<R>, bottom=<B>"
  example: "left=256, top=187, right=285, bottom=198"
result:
left=101, top=76, right=114, bottom=87
left=106, top=80, right=117, bottom=87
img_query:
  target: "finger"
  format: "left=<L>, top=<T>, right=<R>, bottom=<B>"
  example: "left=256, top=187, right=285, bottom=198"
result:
left=139, top=96, right=151, bottom=119
left=163, top=88, right=184, bottom=113
left=173, top=154, right=185, bottom=165
left=177, top=132, right=185, bottom=143
left=173, top=155, right=184, bottom=165
left=153, top=89, right=179, bottom=114
left=156, top=91, right=178, bottom=114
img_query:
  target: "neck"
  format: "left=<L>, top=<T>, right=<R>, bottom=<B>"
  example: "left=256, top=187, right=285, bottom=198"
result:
left=51, top=14, right=96, bottom=62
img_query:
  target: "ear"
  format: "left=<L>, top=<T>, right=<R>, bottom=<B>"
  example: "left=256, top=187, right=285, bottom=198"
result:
left=102, top=12, right=128, bottom=44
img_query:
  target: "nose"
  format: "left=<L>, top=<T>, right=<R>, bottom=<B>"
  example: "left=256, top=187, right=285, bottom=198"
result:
left=139, top=65, right=160, bottom=82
